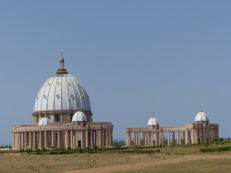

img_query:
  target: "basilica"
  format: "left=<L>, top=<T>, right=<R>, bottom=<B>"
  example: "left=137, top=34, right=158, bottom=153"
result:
left=12, top=56, right=113, bottom=150
left=12, top=55, right=219, bottom=150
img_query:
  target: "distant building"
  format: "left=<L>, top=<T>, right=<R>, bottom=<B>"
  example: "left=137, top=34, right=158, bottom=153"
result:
left=125, top=110, right=219, bottom=146
left=12, top=56, right=113, bottom=150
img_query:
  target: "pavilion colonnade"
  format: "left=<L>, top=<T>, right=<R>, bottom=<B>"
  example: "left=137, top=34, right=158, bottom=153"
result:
left=125, top=127, right=217, bottom=146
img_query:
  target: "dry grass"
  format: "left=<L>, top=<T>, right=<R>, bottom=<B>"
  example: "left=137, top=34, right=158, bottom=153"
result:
left=1, top=145, right=231, bottom=173
left=0, top=153, right=167, bottom=173
left=113, top=158, right=231, bottom=173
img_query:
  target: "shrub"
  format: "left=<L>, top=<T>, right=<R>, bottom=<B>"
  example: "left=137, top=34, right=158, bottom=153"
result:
left=200, top=148, right=214, bottom=152
left=200, top=146, right=231, bottom=152
left=26, top=149, right=32, bottom=153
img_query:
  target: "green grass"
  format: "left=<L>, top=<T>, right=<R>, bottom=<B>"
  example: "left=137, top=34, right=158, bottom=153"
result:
left=113, top=158, right=231, bottom=173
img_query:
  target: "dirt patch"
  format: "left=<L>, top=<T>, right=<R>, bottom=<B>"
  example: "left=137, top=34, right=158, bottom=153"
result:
left=61, top=155, right=231, bottom=173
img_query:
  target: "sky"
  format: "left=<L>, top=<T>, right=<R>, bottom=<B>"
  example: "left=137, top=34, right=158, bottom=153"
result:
left=0, top=0, right=231, bottom=145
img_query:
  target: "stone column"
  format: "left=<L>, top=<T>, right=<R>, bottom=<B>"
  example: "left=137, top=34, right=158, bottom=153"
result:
left=159, top=132, right=162, bottom=145
left=102, top=130, right=105, bottom=147
left=137, top=132, right=140, bottom=146
left=147, top=132, right=150, bottom=146
left=128, top=132, right=132, bottom=146
left=99, top=130, right=102, bottom=147
left=65, top=130, right=69, bottom=148
left=135, top=132, right=138, bottom=145
left=183, top=131, right=185, bottom=144
left=191, top=130, right=195, bottom=144
left=22, top=133, right=24, bottom=149
left=14, top=132, right=16, bottom=150
left=176, top=131, right=179, bottom=145
left=185, top=130, right=188, bottom=144
left=16, top=133, right=18, bottom=150
left=90, top=130, right=93, bottom=147
left=19, top=133, right=22, bottom=150
left=95, top=130, right=99, bottom=147
left=14, top=133, right=17, bottom=150
left=171, top=132, right=175, bottom=144
left=70, top=130, right=73, bottom=148
left=154, top=132, right=158, bottom=145
left=147, top=132, right=149, bottom=146
left=51, top=131, right=55, bottom=147
left=134, top=132, right=137, bottom=145
left=19, top=132, right=21, bottom=150
left=143, top=132, right=146, bottom=146
left=151, top=132, right=153, bottom=146
left=106, top=128, right=109, bottom=146
left=161, top=132, right=164, bottom=145
left=111, top=127, right=113, bottom=146
left=57, top=131, right=60, bottom=148
left=12, top=133, right=15, bottom=150
left=44, top=131, right=47, bottom=149
left=168, top=132, right=170, bottom=145
left=29, top=132, right=32, bottom=149
left=109, top=128, right=112, bottom=146
left=21, top=132, right=24, bottom=150
left=86, top=130, right=89, bottom=147
left=39, top=131, right=42, bottom=149
left=73, top=130, right=76, bottom=148
left=81, top=130, right=85, bottom=148
left=179, top=131, right=182, bottom=145
left=20, top=132, right=23, bottom=149
left=145, top=132, right=149, bottom=146
left=24, top=132, right=28, bottom=150
left=33, top=131, right=36, bottom=150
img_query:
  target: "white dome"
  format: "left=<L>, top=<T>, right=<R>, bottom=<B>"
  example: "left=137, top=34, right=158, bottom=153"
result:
left=195, top=110, right=209, bottom=122
left=72, top=111, right=87, bottom=121
left=34, top=74, right=91, bottom=112
left=147, top=115, right=159, bottom=126
left=38, top=117, right=50, bottom=126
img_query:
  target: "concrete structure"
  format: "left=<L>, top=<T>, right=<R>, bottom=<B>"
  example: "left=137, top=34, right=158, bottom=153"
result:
left=125, top=110, right=219, bottom=146
left=12, top=56, right=113, bottom=150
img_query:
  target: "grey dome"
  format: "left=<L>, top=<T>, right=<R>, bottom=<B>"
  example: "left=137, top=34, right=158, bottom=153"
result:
left=34, top=74, right=91, bottom=112
left=195, top=109, right=209, bottom=122
left=72, top=111, right=87, bottom=122
left=147, top=115, right=159, bottom=126
left=38, top=117, right=50, bottom=126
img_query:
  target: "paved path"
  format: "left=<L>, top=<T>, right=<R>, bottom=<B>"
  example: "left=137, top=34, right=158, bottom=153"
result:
left=62, top=155, right=231, bottom=173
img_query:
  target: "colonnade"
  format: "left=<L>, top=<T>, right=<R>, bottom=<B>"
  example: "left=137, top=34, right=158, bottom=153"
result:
left=126, top=125, right=219, bottom=147
left=125, top=129, right=196, bottom=146
left=12, top=127, right=113, bottom=150
left=126, top=130, right=190, bottom=146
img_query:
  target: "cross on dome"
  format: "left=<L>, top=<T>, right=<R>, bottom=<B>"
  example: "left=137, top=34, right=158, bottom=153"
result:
left=56, top=52, right=68, bottom=74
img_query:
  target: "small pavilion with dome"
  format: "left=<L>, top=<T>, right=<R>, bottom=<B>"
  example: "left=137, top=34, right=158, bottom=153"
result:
left=12, top=56, right=113, bottom=150
left=125, top=109, right=218, bottom=146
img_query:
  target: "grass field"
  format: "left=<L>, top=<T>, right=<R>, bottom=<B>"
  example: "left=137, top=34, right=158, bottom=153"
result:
left=1, top=144, right=231, bottom=173
left=114, top=158, right=231, bottom=173
left=0, top=152, right=171, bottom=173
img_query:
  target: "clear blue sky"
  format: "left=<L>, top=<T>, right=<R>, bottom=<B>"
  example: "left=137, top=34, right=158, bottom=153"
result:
left=1, top=1, right=231, bottom=145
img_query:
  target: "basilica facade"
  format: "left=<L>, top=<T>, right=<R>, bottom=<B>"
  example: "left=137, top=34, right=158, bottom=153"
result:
left=12, top=56, right=113, bottom=150
left=125, top=110, right=219, bottom=146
